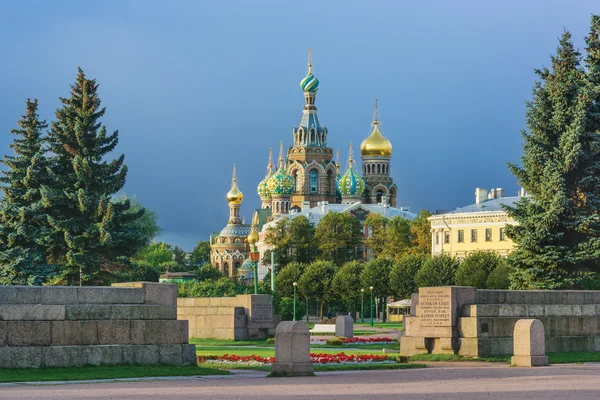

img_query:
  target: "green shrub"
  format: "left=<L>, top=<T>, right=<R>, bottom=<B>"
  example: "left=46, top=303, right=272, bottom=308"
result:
left=277, top=297, right=307, bottom=321
left=455, top=251, right=503, bottom=288
left=414, top=254, right=458, bottom=288
left=326, top=338, right=343, bottom=346
left=486, top=260, right=510, bottom=289
left=266, top=338, right=275, bottom=344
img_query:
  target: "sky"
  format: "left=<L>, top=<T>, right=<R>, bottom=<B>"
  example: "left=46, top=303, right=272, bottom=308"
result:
left=0, top=0, right=597, bottom=250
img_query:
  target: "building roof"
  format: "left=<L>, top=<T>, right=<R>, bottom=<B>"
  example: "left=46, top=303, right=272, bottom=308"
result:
left=261, top=201, right=416, bottom=231
left=219, top=224, right=251, bottom=237
left=445, top=196, right=520, bottom=215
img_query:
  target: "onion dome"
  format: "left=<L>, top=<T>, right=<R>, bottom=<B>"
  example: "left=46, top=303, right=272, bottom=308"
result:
left=300, top=51, right=319, bottom=92
left=338, top=143, right=365, bottom=196
left=257, top=149, right=274, bottom=199
left=226, top=164, right=244, bottom=204
left=267, top=142, right=295, bottom=196
left=247, top=226, right=259, bottom=245
left=239, top=258, right=255, bottom=273
left=360, top=100, right=392, bottom=157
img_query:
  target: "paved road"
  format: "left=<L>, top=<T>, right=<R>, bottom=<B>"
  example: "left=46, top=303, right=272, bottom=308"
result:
left=2, top=363, right=600, bottom=400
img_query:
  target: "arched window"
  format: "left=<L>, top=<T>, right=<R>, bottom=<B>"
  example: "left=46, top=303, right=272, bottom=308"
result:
left=310, top=170, right=318, bottom=193
left=276, top=202, right=280, bottom=213
left=224, top=263, right=230, bottom=276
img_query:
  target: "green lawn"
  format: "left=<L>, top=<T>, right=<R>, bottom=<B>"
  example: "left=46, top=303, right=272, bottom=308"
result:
left=0, top=365, right=227, bottom=383
left=355, top=322, right=403, bottom=330
left=190, top=338, right=272, bottom=347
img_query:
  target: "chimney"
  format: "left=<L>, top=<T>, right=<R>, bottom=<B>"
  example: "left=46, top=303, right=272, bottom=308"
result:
left=496, top=188, right=504, bottom=198
left=518, top=187, right=527, bottom=197
left=475, top=188, right=487, bottom=204
left=302, top=201, right=311, bottom=211
left=488, top=189, right=496, bottom=199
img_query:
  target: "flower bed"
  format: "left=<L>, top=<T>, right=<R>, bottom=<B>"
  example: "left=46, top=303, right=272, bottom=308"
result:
left=198, top=352, right=393, bottom=366
left=310, top=337, right=396, bottom=345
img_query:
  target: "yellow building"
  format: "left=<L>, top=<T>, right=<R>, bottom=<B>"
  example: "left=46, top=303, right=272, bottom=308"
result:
left=429, top=188, right=526, bottom=259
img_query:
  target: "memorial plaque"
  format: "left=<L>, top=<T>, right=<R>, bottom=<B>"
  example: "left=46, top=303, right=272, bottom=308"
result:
left=419, top=287, right=452, bottom=327
left=250, top=296, right=273, bottom=325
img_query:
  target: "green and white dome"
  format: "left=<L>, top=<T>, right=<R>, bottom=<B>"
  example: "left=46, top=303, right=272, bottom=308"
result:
left=267, top=165, right=295, bottom=196
left=338, top=143, right=364, bottom=197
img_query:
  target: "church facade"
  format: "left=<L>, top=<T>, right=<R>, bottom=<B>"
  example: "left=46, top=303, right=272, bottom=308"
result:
left=210, top=53, right=406, bottom=277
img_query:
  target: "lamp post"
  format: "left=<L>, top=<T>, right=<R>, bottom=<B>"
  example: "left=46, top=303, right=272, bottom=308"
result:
left=293, top=282, right=298, bottom=321
left=369, top=286, right=374, bottom=327
left=247, top=225, right=260, bottom=295
left=361, top=288, right=365, bottom=323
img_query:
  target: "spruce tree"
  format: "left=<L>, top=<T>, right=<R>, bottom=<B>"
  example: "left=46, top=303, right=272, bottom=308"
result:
left=0, top=99, right=53, bottom=284
left=43, top=68, right=144, bottom=285
left=505, top=29, right=600, bottom=289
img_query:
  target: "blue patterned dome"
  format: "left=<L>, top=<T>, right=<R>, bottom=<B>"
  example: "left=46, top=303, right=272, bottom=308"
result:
left=239, top=258, right=255, bottom=272
left=300, top=73, right=319, bottom=92
left=338, top=143, right=365, bottom=196
left=338, top=166, right=365, bottom=196
left=267, top=166, right=295, bottom=196
left=336, top=172, right=342, bottom=197
left=257, top=174, right=272, bottom=199
left=219, top=225, right=251, bottom=237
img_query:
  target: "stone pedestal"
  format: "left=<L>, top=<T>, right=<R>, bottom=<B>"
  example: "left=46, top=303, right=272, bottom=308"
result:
left=335, top=315, right=353, bottom=338
left=271, top=321, right=313, bottom=376
left=511, top=319, right=548, bottom=367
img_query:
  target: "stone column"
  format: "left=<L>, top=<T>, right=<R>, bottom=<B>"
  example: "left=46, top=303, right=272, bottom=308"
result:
left=335, top=315, right=353, bottom=338
left=511, top=319, right=549, bottom=367
left=271, top=321, right=313, bottom=376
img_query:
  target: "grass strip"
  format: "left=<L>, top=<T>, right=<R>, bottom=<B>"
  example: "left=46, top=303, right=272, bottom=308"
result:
left=190, top=338, right=272, bottom=347
left=0, top=365, right=227, bottom=383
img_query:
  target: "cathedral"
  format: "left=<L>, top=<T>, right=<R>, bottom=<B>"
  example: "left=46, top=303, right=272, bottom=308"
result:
left=209, top=53, right=409, bottom=278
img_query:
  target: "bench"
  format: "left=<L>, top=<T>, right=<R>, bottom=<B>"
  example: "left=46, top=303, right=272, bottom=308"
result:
left=310, top=324, right=336, bottom=334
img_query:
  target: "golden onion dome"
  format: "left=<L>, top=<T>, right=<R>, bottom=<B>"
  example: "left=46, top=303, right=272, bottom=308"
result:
left=226, top=164, right=244, bottom=205
left=247, top=227, right=259, bottom=245
left=360, top=121, right=392, bottom=157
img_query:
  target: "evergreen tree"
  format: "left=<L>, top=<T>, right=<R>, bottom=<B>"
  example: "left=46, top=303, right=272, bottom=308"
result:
left=42, top=68, right=144, bottom=285
left=0, top=99, right=54, bottom=284
left=505, top=30, right=600, bottom=289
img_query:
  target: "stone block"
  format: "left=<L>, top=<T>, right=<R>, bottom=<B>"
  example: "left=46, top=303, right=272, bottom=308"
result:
left=122, top=344, right=160, bottom=365
left=581, top=305, right=597, bottom=317
left=511, top=319, right=548, bottom=367
left=130, top=320, right=188, bottom=344
left=458, top=337, right=490, bottom=357
left=177, top=298, right=195, bottom=307
left=399, top=336, right=428, bottom=356
left=584, top=291, right=600, bottom=304
left=492, top=318, right=518, bottom=337
left=182, top=344, right=197, bottom=365
left=0, top=346, right=43, bottom=368
left=563, top=291, right=585, bottom=305
left=458, top=318, right=477, bottom=338
left=0, top=286, right=18, bottom=304
left=41, top=287, right=78, bottom=305
left=159, top=344, right=184, bottom=364
left=43, top=346, right=86, bottom=368
left=272, top=321, right=313, bottom=376
left=0, top=321, right=6, bottom=346
left=488, top=337, right=513, bottom=355
left=0, top=304, right=66, bottom=321
left=51, top=321, right=98, bottom=345
left=65, top=305, right=176, bottom=320
left=97, top=320, right=131, bottom=344
left=144, top=283, right=177, bottom=306
left=7, top=321, right=51, bottom=346
left=567, top=317, right=584, bottom=336
left=498, top=305, right=514, bottom=317
left=432, top=337, right=455, bottom=354
left=335, top=315, right=353, bottom=338
left=81, top=345, right=123, bottom=366
left=548, top=317, right=569, bottom=336
left=582, top=318, right=598, bottom=336
left=78, top=287, right=145, bottom=305
left=16, top=287, right=42, bottom=304
left=527, top=305, right=545, bottom=318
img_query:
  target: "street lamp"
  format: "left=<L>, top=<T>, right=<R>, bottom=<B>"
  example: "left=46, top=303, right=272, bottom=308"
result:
left=369, top=286, right=374, bottom=327
left=293, top=282, right=298, bottom=321
left=247, top=226, right=260, bottom=295
left=361, top=288, right=365, bottom=323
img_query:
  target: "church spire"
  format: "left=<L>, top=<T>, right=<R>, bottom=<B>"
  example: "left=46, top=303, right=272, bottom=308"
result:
left=336, top=149, right=340, bottom=175
left=267, top=147, right=273, bottom=175
left=277, top=141, right=284, bottom=168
